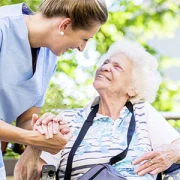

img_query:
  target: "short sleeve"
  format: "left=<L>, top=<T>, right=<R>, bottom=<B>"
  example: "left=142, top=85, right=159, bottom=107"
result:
left=0, top=28, right=3, bottom=50
left=34, top=94, right=46, bottom=107
left=146, top=103, right=180, bottom=149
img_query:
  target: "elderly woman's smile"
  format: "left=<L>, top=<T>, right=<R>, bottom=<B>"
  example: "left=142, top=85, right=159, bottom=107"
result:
left=97, top=74, right=111, bottom=81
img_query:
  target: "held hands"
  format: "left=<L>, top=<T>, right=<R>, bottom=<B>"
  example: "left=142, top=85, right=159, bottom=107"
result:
left=14, top=113, right=72, bottom=180
left=30, top=112, right=72, bottom=154
left=32, top=113, right=72, bottom=140
left=133, top=144, right=179, bottom=176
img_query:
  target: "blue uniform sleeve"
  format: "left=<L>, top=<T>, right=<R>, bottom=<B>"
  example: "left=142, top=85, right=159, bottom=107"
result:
left=0, top=28, right=2, bottom=51
left=34, top=94, right=46, bottom=107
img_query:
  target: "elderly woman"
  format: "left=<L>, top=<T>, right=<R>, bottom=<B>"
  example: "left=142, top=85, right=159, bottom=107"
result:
left=16, top=40, right=180, bottom=180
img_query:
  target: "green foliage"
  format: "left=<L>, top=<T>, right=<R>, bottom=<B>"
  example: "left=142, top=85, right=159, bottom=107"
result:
left=153, top=81, right=180, bottom=111
left=3, top=145, right=20, bottom=159
left=0, top=0, right=39, bottom=11
left=2, top=0, right=180, bottom=115
left=41, top=83, right=65, bottom=115
left=95, top=0, right=180, bottom=54
left=41, top=0, right=180, bottom=114
left=56, top=56, right=78, bottom=79
left=168, top=120, right=180, bottom=132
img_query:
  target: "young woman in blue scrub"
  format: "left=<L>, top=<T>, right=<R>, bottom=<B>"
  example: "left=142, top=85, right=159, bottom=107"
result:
left=0, top=0, right=108, bottom=178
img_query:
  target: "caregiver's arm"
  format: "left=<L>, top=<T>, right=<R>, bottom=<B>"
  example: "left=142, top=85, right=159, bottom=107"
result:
left=16, top=106, right=40, bottom=130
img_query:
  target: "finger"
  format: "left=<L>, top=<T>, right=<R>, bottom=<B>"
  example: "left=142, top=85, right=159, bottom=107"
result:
left=53, top=114, right=64, bottom=123
left=35, top=113, right=55, bottom=125
left=59, top=120, right=67, bottom=125
left=31, top=114, right=39, bottom=126
left=59, top=124, right=69, bottom=131
left=150, top=167, right=163, bottom=175
left=34, top=124, right=45, bottom=135
left=52, top=120, right=59, bottom=134
left=59, top=124, right=69, bottom=134
left=135, top=160, right=156, bottom=176
left=35, top=113, right=50, bottom=125
left=135, top=157, right=166, bottom=176
left=135, top=160, right=151, bottom=174
left=42, top=114, right=56, bottom=125
left=138, top=162, right=164, bottom=176
left=42, top=124, right=49, bottom=139
left=137, top=166, right=155, bottom=176
left=47, top=121, right=53, bottom=138
left=133, top=152, right=156, bottom=165
left=61, top=128, right=70, bottom=135
left=64, top=131, right=73, bottom=141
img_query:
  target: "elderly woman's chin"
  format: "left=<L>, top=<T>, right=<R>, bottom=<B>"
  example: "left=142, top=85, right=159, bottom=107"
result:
left=93, top=79, right=106, bottom=91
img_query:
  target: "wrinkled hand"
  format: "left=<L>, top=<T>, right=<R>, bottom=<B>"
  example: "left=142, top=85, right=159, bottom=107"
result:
left=32, top=113, right=58, bottom=137
left=14, top=146, right=41, bottom=180
left=32, top=113, right=70, bottom=139
left=30, top=113, right=72, bottom=154
left=133, top=144, right=179, bottom=176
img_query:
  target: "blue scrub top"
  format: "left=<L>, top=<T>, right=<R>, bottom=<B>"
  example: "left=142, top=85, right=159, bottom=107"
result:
left=0, top=3, right=57, bottom=124
left=0, top=3, right=57, bottom=172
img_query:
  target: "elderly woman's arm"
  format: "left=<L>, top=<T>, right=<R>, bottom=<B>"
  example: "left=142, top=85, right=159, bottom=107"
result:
left=14, top=146, right=42, bottom=180
left=133, top=138, right=180, bottom=176
left=133, top=103, right=180, bottom=176
left=14, top=146, right=47, bottom=180
left=172, top=139, right=180, bottom=163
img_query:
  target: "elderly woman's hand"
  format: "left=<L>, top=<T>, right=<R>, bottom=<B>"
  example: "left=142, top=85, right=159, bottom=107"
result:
left=32, top=113, right=70, bottom=139
left=14, top=146, right=41, bottom=180
left=133, top=144, right=180, bottom=176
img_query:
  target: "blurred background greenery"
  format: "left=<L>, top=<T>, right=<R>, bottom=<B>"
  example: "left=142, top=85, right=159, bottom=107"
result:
left=1, top=0, right=180, bottom=158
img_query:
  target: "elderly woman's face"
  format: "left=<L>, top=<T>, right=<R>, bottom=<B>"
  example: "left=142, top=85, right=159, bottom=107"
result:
left=93, top=53, right=134, bottom=96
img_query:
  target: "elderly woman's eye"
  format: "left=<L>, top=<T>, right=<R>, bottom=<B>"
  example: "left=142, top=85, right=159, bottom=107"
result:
left=115, top=65, right=120, bottom=69
left=103, top=61, right=108, bottom=65
left=115, top=65, right=124, bottom=72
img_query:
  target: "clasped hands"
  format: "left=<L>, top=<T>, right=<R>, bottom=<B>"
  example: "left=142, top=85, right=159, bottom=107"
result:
left=32, top=112, right=72, bottom=140
left=14, top=113, right=71, bottom=180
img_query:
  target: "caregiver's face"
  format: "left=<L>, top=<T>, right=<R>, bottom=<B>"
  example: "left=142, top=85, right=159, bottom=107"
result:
left=93, top=53, right=134, bottom=95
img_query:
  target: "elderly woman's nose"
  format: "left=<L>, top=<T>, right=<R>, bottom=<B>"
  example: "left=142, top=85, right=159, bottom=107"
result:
left=101, top=63, right=111, bottom=71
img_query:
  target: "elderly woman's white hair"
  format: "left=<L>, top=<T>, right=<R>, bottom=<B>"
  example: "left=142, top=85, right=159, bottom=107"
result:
left=100, top=39, right=162, bottom=104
